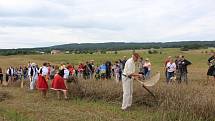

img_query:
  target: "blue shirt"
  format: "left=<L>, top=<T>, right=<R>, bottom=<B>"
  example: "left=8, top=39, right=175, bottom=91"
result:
left=99, top=64, right=107, bottom=73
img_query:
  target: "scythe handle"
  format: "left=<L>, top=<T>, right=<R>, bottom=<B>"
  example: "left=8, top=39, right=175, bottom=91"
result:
left=142, top=84, right=156, bottom=98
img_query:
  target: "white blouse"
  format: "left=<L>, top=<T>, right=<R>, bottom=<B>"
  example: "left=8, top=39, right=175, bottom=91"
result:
left=40, top=66, right=48, bottom=76
left=64, top=69, right=70, bottom=79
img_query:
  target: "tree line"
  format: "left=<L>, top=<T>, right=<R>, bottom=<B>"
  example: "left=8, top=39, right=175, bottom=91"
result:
left=0, top=41, right=214, bottom=56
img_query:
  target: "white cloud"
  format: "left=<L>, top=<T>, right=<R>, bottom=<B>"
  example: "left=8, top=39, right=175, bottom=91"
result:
left=0, top=0, right=214, bottom=48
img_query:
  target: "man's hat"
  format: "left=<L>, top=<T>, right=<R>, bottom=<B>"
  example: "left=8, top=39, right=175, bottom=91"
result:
left=31, top=63, right=36, bottom=67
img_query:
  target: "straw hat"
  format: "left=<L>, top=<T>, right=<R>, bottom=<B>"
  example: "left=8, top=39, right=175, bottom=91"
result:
left=31, top=63, right=36, bottom=66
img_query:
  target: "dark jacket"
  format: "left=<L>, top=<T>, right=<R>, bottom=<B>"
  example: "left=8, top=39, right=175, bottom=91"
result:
left=178, top=59, right=192, bottom=73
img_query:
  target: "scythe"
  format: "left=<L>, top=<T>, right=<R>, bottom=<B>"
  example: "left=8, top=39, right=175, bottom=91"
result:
left=136, top=72, right=160, bottom=98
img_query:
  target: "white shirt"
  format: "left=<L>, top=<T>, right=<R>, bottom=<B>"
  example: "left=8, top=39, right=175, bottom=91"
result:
left=123, top=58, right=135, bottom=76
left=40, top=66, right=48, bottom=76
left=64, top=69, right=70, bottom=79
left=166, top=62, right=176, bottom=72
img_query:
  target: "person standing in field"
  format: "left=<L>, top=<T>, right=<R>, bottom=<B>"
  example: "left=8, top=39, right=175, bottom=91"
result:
left=143, top=58, right=151, bottom=79
left=90, top=60, right=95, bottom=79
left=177, top=55, right=192, bottom=84
left=23, top=65, right=28, bottom=80
left=175, top=56, right=180, bottom=81
left=0, top=67, right=3, bottom=85
left=113, top=61, right=120, bottom=83
left=166, top=59, right=176, bottom=84
left=49, top=65, right=56, bottom=80
left=94, top=66, right=100, bottom=80
left=164, top=56, right=172, bottom=82
left=6, top=66, right=14, bottom=85
left=51, top=69, right=68, bottom=100
left=138, top=57, right=144, bottom=73
left=28, top=63, right=39, bottom=90
left=86, top=61, right=93, bottom=79
left=47, top=63, right=51, bottom=80
left=37, top=62, right=49, bottom=98
left=63, top=65, right=70, bottom=89
left=64, top=65, right=70, bottom=80
left=17, top=66, right=23, bottom=81
left=68, top=64, right=76, bottom=77
left=83, top=62, right=89, bottom=79
left=118, top=59, right=123, bottom=81
left=207, top=52, right=215, bottom=82
left=121, top=53, right=142, bottom=111
left=99, top=63, right=107, bottom=80
left=78, top=63, right=84, bottom=78
left=13, top=68, right=18, bottom=81
left=105, top=61, right=112, bottom=79
left=121, top=56, right=127, bottom=70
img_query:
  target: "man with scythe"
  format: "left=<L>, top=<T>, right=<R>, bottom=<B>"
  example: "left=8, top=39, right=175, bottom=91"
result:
left=121, top=53, right=142, bottom=111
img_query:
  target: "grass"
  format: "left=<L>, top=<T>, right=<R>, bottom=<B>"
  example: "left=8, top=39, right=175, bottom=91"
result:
left=0, top=108, right=31, bottom=121
left=0, top=48, right=215, bottom=121
left=0, top=86, right=206, bottom=121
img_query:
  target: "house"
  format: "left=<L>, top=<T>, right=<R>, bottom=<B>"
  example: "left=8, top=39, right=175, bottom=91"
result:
left=51, top=50, right=61, bottom=55
left=40, top=51, right=45, bottom=54
left=65, top=51, right=70, bottom=54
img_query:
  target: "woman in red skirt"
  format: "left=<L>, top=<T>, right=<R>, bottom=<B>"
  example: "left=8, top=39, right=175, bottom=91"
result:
left=37, top=62, right=49, bottom=98
left=51, top=69, right=68, bottom=99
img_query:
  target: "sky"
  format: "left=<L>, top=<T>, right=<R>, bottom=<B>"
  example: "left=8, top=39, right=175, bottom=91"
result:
left=0, top=0, right=214, bottom=49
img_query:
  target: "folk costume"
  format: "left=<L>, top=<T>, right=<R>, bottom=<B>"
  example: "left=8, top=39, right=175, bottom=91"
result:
left=51, top=70, right=68, bottom=99
left=37, top=65, right=49, bottom=91
left=51, top=73, right=67, bottom=91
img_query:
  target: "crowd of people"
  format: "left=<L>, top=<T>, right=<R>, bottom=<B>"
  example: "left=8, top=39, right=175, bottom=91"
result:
left=0, top=52, right=214, bottom=111
left=163, top=52, right=215, bottom=84
left=0, top=53, right=214, bottom=88
left=1, top=65, right=29, bottom=85
left=164, top=55, right=192, bottom=84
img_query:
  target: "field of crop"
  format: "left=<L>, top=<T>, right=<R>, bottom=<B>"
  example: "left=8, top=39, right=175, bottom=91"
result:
left=0, top=48, right=215, bottom=121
